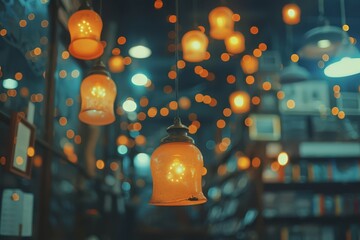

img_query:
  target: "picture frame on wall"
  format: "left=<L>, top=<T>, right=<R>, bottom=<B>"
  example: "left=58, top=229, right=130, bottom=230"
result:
left=249, top=114, right=281, bottom=141
left=6, top=112, right=36, bottom=179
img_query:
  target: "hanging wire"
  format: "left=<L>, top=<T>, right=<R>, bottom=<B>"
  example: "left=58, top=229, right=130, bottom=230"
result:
left=175, top=0, right=180, bottom=119
left=340, top=0, right=346, bottom=26
left=318, top=0, right=325, bottom=18
left=193, top=0, right=198, bottom=27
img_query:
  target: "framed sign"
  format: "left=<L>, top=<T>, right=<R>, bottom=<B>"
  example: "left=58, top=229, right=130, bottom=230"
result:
left=6, top=112, right=35, bottom=179
left=249, top=114, right=281, bottom=141
left=336, top=92, right=360, bottom=115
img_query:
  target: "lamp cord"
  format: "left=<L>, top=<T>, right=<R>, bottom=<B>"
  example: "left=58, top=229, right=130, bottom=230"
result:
left=318, top=0, right=324, bottom=18
left=100, top=0, right=103, bottom=17
left=175, top=0, right=180, bottom=120
left=340, top=0, right=346, bottom=27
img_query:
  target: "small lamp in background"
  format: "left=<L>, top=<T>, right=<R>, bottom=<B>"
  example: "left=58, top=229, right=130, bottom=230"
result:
left=282, top=3, right=301, bottom=25
left=182, top=30, right=209, bottom=62
left=225, top=31, right=245, bottom=54
left=108, top=56, right=125, bottom=73
left=68, top=3, right=104, bottom=60
left=209, top=6, right=234, bottom=40
left=79, top=61, right=117, bottom=125
left=241, top=55, right=259, bottom=74
left=150, top=117, right=207, bottom=206
left=229, top=91, right=250, bottom=114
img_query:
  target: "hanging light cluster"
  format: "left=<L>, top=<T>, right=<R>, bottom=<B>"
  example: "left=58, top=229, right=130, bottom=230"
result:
left=68, top=1, right=117, bottom=126
left=182, top=30, right=209, bottom=62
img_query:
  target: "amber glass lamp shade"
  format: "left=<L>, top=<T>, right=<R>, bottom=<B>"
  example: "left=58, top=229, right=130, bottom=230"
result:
left=241, top=55, right=259, bottom=74
left=225, top=31, right=245, bottom=54
left=282, top=3, right=301, bottom=25
left=150, top=118, right=207, bottom=206
left=108, top=56, right=125, bottom=73
left=209, top=6, right=234, bottom=40
left=68, top=9, right=104, bottom=60
left=79, top=62, right=117, bottom=125
left=182, top=30, right=209, bottom=62
left=229, top=91, right=250, bottom=114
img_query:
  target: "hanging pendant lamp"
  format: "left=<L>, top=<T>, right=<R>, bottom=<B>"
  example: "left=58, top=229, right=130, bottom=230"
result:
left=229, top=91, right=250, bottom=114
left=68, top=2, right=104, bottom=60
left=182, top=30, right=209, bottom=62
left=209, top=6, right=234, bottom=40
left=281, top=62, right=311, bottom=83
left=282, top=3, right=301, bottom=25
left=150, top=117, right=207, bottom=206
left=225, top=31, right=245, bottom=54
left=79, top=61, right=117, bottom=125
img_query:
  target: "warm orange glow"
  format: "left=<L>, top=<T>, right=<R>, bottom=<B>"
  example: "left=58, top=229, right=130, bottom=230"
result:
left=241, top=55, right=259, bottom=74
left=140, top=97, right=149, bottom=107
left=117, top=135, right=128, bottom=145
left=253, top=48, right=262, bottom=57
left=33, top=155, right=42, bottom=168
left=271, top=161, right=280, bottom=171
left=194, top=66, right=203, bottom=74
left=203, top=95, right=211, bottom=104
left=209, top=6, right=234, bottom=40
left=164, top=85, right=173, bottom=94
left=200, top=69, right=209, bottom=78
left=237, top=156, right=250, bottom=170
left=74, top=135, right=82, bottom=144
left=216, top=119, right=226, bottom=129
left=15, top=72, right=23, bottom=81
left=148, top=107, right=158, bottom=117
left=96, top=159, right=105, bottom=170
left=41, top=20, right=48, bottom=27
left=210, top=98, right=217, bottom=107
left=160, top=107, right=169, bottom=116
left=251, top=96, right=261, bottom=105
left=227, top=75, right=236, bottom=84
left=135, top=135, right=146, bottom=146
left=150, top=142, right=207, bottom=206
left=168, top=15, right=177, bottom=23
left=245, top=75, right=255, bottom=85
left=331, top=107, right=339, bottom=115
left=27, top=147, right=35, bottom=157
left=117, top=36, right=126, bottom=45
left=277, top=91, right=285, bottom=100
left=217, top=164, right=227, bottom=176
left=19, top=20, right=27, bottom=27
left=68, top=10, right=104, bottom=60
left=62, top=50, right=70, bottom=59
left=179, top=97, right=191, bottom=110
left=232, top=13, right=241, bottom=22
left=182, top=30, right=208, bottom=62
left=123, top=56, right=132, bottom=65
left=250, top=26, right=259, bottom=35
left=59, top=116, right=67, bottom=126
left=108, top=56, right=125, bottom=73
left=195, top=93, right=204, bottom=102
left=154, top=0, right=163, bottom=9
left=79, top=71, right=117, bottom=126
left=168, top=70, right=177, bottom=80
left=177, top=60, right=186, bottom=69
left=221, top=53, right=230, bottom=62
left=282, top=3, right=301, bottom=25
left=0, top=29, right=7, bottom=36
left=225, top=31, right=245, bottom=54
left=188, top=124, right=198, bottom=134
left=262, top=81, right=272, bottom=91
left=110, top=162, right=119, bottom=171
left=291, top=53, right=299, bottom=63
left=169, top=101, right=178, bottom=110
left=258, top=43, right=267, bottom=51
left=338, top=111, right=345, bottom=119
left=252, top=157, right=261, bottom=168
left=223, top=108, right=232, bottom=117
left=34, top=47, right=42, bottom=56
left=112, top=48, right=121, bottom=55
left=229, top=91, right=250, bottom=114
left=138, top=112, right=147, bottom=121
left=333, top=85, right=340, bottom=92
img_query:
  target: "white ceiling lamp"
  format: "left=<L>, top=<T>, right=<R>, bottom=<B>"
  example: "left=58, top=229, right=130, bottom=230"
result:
left=2, top=78, right=18, bottom=89
left=281, top=62, right=311, bottom=83
left=298, top=0, right=345, bottom=60
left=128, top=45, right=151, bottom=59
left=324, top=0, right=360, bottom=78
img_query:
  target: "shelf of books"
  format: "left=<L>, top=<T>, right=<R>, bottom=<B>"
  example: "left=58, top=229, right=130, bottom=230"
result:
left=262, top=157, right=360, bottom=240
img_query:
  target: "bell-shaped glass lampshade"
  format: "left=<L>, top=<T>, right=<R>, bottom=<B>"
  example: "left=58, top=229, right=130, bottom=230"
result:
left=79, top=62, right=116, bottom=125
left=229, top=91, right=250, bottom=114
left=282, top=3, right=301, bottom=25
left=209, top=6, right=234, bottom=40
left=299, top=25, right=346, bottom=59
left=241, top=55, right=259, bottom=74
left=324, top=41, right=360, bottom=78
left=281, top=62, right=311, bottom=83
left=225, top=31, right=245, bottom=54
left=182, top=30, right=209, bottom=62
left=150, top=118, right=207, bottom=206
left=68, top=9, right=104, bottom=60
left=108, top=56, right=125, bottom=73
